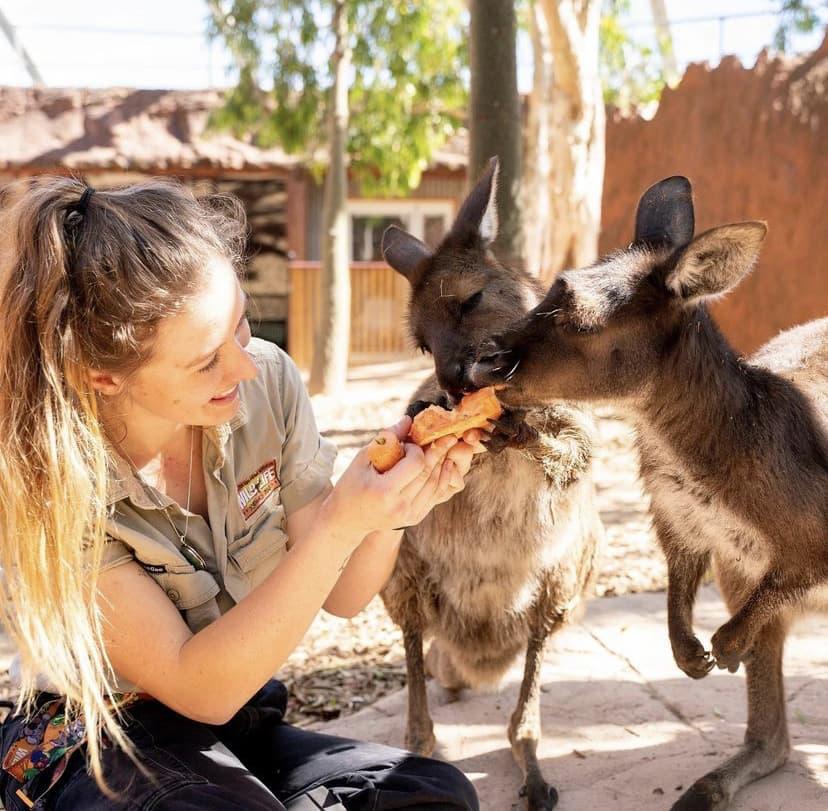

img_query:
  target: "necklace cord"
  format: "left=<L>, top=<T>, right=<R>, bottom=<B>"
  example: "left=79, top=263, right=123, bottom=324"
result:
left=116, top=427, right=206, bottom=570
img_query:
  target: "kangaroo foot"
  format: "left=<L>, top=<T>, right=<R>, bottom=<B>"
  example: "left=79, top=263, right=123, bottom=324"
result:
left=711, top=620, right=752, bottom=673
left=519, top=777, right=558, bottom=811
left=671, top=775, right=731, bottom=811
left=671, top=738, right=789, bottom=811
left=672, top=633, right=715, bottom=679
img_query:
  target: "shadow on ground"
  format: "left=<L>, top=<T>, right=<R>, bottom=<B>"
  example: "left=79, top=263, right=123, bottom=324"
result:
left=313, top=587, right=828, bottom=811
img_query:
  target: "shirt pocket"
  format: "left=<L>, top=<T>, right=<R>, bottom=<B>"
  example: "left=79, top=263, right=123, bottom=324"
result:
left=148, top=564, right=222, bottom=632
left=227, top=507, right=289, bottom=597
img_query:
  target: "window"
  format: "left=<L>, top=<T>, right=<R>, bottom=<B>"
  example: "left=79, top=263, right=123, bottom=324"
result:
left=352, top=216, right=405, bottom=261
left=347, top=200, right=454, bottom=261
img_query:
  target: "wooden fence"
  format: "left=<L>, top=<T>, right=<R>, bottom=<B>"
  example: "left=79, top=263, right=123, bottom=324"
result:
left=287, top=261, right=413, bottom=370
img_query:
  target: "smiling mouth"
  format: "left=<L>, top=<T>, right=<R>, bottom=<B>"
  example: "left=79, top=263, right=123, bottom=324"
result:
left=211, top=385, right=239, bottom=402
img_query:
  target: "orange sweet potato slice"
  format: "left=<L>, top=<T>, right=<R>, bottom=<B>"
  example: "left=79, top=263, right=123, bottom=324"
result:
left=409, top=386, right=503, bottom=446
left=368, top=387, right=503, bottom=472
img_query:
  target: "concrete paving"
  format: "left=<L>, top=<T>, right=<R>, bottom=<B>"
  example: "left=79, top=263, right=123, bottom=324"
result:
left=314, top=586, right=828, bottom=810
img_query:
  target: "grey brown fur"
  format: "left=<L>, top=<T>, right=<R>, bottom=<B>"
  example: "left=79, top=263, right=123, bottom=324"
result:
left=472, top=175, right=828, bottom=811
left=380, top=158, right=604, bottom=811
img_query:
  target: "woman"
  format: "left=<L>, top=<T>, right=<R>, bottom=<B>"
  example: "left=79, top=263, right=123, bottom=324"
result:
left=0, top=177, right=483, bottom=809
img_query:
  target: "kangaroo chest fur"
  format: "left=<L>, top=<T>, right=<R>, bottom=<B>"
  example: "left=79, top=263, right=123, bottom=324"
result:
left=637, top=429, right=773, bottom=580
left=408, top=439, right=590, bottom=623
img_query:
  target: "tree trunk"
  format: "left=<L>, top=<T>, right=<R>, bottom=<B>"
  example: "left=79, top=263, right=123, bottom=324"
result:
left=309, top=0, right=351, bottom=396
left=469, top=0, right=523, bottom=267
left=649, top=0, right=679, bottom=87
left=522, top=2, right=553, bottom=278
left=529, top=0, right=605, bottom=284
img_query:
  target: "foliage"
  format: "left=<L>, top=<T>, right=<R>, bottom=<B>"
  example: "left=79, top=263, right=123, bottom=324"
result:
left=207, top=0, right=468, bottom=196
left=774, top=0, right=827, bottom=52
left=599, top=0, right=667, bottom=112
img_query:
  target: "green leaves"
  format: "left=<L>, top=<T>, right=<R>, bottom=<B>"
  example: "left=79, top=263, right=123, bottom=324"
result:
left=773, top=0, right=825, bottom=52
left=600, top=0, right=667, bottom=113
left=207, top=0, right=468, bottom=196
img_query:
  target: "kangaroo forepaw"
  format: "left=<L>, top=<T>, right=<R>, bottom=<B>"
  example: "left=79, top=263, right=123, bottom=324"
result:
left=711, top=620, right=752, bottom=673
left=672, top=633, right=715, bottom=679
left=519, top=779, right=559, bottom=811
left=484, top=410, right=539, bottom=454
left=406, top=393, right=451, bottom=420
left=671, top=775, right=730, bottom=811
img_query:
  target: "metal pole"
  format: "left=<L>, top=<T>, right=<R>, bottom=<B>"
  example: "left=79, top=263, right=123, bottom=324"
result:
left=0, top=7, right=44, bottom=85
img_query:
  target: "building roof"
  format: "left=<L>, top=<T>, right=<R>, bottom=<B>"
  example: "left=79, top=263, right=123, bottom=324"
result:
left=0, top=85, right=469, bottom=175
left=0, top=87, right=300, bottom=174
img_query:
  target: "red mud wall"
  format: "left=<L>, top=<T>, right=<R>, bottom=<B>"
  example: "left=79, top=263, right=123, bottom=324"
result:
left=600, top=36, right=828, bottom=355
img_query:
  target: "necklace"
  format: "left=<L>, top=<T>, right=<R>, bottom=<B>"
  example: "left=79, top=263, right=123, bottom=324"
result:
left=118, top=426, right=208, bottom=571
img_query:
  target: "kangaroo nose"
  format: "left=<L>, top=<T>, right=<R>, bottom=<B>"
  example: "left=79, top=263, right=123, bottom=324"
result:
left=438, top=361, right=466, bottom=404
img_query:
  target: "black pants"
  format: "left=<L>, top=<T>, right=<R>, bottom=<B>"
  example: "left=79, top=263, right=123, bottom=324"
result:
left=0, top=681, right=478, bottom=810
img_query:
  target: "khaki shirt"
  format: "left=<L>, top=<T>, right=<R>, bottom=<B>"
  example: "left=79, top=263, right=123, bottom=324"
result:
left=102, top=338, right=336, bottom=669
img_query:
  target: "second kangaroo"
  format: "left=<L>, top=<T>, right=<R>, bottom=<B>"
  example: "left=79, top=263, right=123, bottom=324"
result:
left=472, top=176, right=828, bottom=811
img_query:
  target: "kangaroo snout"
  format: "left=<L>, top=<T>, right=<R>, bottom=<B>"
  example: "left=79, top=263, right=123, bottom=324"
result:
left=469, top=338, right=517, bottom=390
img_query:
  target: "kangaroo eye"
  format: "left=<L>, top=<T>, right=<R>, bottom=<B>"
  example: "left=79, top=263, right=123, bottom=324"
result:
left=460, top=291, right=483, bottom=315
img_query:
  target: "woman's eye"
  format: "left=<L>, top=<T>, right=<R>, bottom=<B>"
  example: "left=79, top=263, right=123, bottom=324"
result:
left=197, top=312, right=250, bottom=373
left=198, top=355, right=220, bottom=374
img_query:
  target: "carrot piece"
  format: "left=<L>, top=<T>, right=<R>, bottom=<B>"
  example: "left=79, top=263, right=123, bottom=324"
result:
left=368, top=430, right=406, bottom=472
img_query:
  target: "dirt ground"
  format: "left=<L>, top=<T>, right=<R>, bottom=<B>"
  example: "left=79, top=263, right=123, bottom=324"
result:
left=282, top=357, right=668, bottom=726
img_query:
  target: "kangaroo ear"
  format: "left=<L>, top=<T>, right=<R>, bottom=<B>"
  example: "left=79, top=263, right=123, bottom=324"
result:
left=634, top=176, right=695, bottom=249
left=666, top=222, right=767, bottom=304
left=449, top=156, right=499, bottom=247
left=382, top=225, right=432, bottom=285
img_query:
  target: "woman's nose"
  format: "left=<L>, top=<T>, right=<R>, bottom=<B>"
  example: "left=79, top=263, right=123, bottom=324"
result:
left=232, top=341, right=258, bottom=381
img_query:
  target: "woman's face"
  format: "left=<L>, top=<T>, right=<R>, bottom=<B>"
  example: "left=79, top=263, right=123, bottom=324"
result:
left=107, top=256, right=259, bottom=428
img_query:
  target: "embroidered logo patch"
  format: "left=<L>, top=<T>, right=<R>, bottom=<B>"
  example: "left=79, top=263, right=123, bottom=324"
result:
left=238, top=460, right=280, bottom=521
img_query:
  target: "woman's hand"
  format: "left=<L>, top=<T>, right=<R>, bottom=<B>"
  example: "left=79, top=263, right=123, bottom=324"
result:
left=322, top=417, right=487, bottom=542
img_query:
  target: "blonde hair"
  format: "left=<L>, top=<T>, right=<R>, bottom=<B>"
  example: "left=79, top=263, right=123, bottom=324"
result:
left=0, top=176, right=246, bottom=786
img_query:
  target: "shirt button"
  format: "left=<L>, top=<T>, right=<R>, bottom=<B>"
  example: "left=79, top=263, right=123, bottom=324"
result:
left=166, top=589, right=181, bottom=602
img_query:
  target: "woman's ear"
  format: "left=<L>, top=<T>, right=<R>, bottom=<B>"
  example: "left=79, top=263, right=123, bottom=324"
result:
left=87, top=369, right=126, bottom=397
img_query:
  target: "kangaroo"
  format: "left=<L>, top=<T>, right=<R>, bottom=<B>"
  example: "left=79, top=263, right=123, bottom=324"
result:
left=470, top=175, right=828, bottom=811
left=379, top=158, right=604, bottom=811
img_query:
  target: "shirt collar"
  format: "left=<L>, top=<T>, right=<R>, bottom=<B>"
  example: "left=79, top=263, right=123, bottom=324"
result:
left=106, top=398, right=249, bottom=507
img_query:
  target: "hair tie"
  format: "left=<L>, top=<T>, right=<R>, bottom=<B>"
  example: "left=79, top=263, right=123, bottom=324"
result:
left=75, top=186, right=95, bottom=216
left=64, top=186, right=96, bottom=257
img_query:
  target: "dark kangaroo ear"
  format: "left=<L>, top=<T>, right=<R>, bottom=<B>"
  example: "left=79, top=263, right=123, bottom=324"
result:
left=382, top=225, right=433, bottom=285
left=449, top=156, right=499, bottom=247
left=634, top=176, right=695, bottom=249
left=666, top=222, right=767, bottom=304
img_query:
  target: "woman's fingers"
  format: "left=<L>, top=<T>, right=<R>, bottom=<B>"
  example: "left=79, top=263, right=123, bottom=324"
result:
left=442, top=457, right=464, bottom=493
left=408, top=452, right=455, bottom=518
left=369, top=440, right=427, bottom=489
left=399, top=435, right=455, bottom=500
left=446, top=441, right=475, bottom=477
left=461, top=428, right=489, bottom=453
left=389, top=415, right=413, bottom=441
